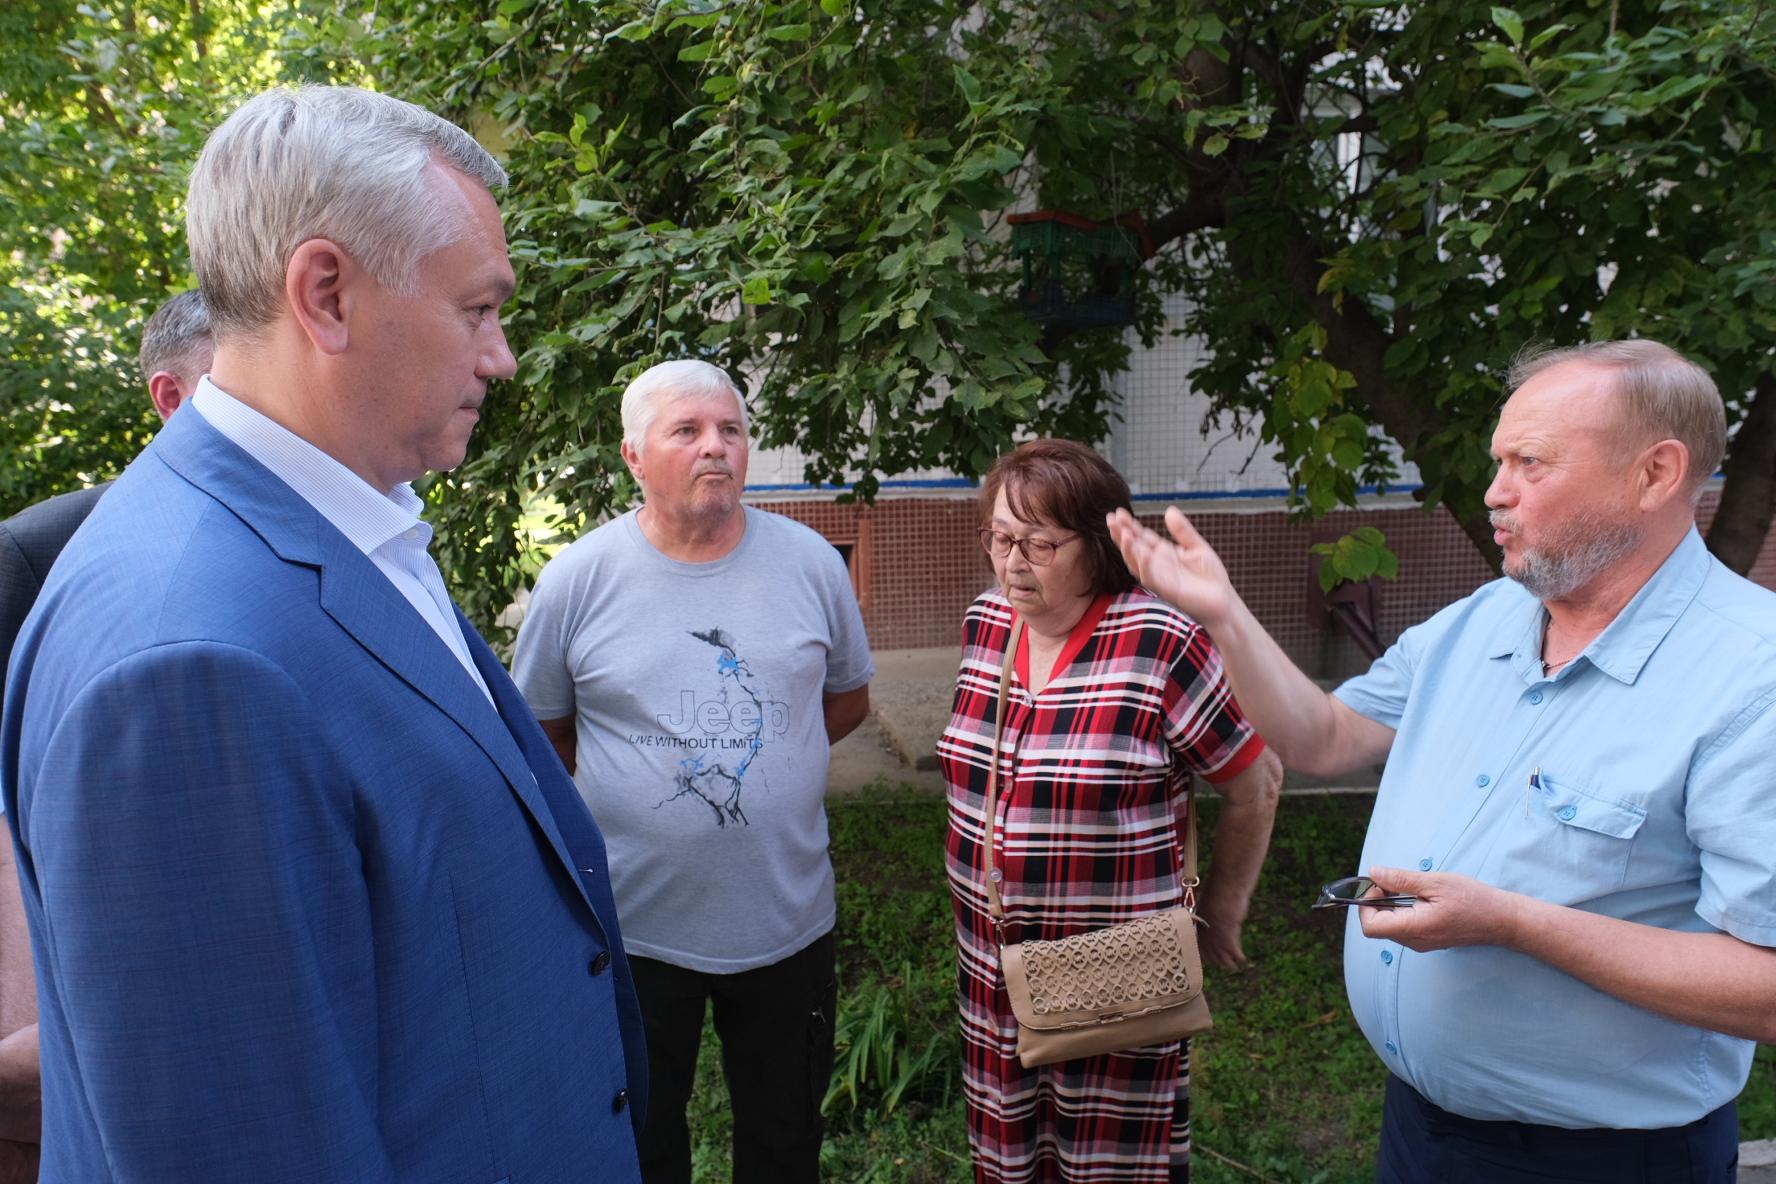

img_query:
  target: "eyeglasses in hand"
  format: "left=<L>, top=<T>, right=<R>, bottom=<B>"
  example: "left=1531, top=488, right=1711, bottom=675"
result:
left=977, top=528, right=1079, bottom=566
left=1312, top=875, right=1416, bottom=910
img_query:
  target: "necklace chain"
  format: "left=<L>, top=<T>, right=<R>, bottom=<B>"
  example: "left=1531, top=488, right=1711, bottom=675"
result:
left=1541, top=623, right=1586, bottom=673
left=1541, top=642, right=1584, bottom=673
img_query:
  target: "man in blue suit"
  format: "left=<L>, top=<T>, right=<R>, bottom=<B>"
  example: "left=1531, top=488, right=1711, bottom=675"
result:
left=1, top=86, right=646, bottom=1182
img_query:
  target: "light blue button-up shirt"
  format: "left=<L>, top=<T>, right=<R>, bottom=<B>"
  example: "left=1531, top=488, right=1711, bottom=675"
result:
left=1335, top=528, right=1776, bottom=1129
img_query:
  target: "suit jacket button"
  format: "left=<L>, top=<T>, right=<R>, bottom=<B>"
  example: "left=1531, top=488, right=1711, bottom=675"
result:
left=589, top=951, right=612, bottom=976
left=612, top=1088, right=629, bottom=1114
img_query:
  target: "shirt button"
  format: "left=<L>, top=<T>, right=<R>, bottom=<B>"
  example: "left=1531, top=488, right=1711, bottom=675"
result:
left=989, top=868, right=1003, bottom=883
left=1557, top=805, right=1577, bottom=821
left=612, top=1089, right=629, bottom=1114
left=588, top=951, right=611, bottom=976
left=1380, top=950, right=1394, bottom=965
left=1417, top=857, right=1433, bottom=871
left=1385, top=1041, right=1398, bottom=1055
left=403, top=528, right=419, bottom=540
left=1528, top=690, right=1544, bottom=705
left=1475, top=774, right=1490, bottom=788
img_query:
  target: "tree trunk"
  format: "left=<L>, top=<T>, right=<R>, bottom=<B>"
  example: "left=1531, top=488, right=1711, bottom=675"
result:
left=1143, top=39, right=1508, bottom=574
left=1260, top=226, right=1503, bottom=574
left=1143, top=200, right=1507, bottom=576
left=1705, top=373, right=1776, bottom=575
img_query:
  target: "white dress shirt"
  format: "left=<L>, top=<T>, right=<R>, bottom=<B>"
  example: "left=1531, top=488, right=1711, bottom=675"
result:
left=190, top=378, right=492, bottom=703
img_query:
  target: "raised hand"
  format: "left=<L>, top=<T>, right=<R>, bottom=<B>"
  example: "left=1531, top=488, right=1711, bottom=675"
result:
left=1106, top=506, right=1238, bottom=633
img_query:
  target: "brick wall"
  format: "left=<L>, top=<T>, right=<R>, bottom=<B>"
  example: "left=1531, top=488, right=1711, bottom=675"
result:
left=756, top=489, right=1776, bottom=677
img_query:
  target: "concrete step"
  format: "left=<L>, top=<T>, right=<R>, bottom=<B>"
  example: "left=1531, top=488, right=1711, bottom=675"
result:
left=1744, top=1138, right=1776, bottom=1182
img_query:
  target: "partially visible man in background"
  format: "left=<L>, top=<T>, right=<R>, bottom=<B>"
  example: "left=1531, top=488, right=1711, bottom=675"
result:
left=0, top=289, right=212, bottom=679
left=0, top=288, right=212, bottom=1183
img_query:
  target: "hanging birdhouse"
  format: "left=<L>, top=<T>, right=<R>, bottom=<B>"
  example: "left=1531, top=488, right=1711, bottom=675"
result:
left=1007, top=210, right=1153, bottom=331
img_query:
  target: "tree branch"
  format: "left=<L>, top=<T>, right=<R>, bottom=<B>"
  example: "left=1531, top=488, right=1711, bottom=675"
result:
left=1229, top=215, right=1501, bottom=570
left=1146, top=191, right=1226, bottom=249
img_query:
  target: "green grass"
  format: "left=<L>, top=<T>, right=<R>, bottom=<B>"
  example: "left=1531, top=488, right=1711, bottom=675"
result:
left=679, top=787, right=1775, bottom=1183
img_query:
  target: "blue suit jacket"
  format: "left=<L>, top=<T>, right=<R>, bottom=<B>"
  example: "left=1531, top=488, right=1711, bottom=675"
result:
left=1, top=409, right=646, bottom=1183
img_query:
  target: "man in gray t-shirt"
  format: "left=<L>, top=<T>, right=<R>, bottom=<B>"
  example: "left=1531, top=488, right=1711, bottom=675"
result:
left=511, top=359, right=872, bottom=1184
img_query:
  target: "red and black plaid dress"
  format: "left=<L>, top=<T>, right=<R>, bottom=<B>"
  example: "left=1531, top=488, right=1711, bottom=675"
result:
left=939, top=589, right=1264, bottom=1184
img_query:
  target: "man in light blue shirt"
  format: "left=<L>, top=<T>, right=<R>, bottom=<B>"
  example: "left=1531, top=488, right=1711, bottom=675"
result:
left=1109, top=339, right=1774, bottom=1182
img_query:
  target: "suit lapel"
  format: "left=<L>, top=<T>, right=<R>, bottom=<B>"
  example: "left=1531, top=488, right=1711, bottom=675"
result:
left=151, top=410, right=602, bottom=922
left=461, top=620, right=612, bottom=911
left=318, top=556, right=601, bottom=920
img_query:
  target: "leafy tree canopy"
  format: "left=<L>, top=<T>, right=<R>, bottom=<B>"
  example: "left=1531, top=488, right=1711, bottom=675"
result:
left=5, top=1, right=1773, bottom=632
left=0, top=0, right=312, bottom=509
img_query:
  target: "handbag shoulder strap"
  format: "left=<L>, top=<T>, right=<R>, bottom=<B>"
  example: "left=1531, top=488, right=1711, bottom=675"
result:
left=1178, top=776, right=1199, bottom=909
left=982, top=617, right=1022, bottom=922
left=981, top=614, right=1202, bottom=921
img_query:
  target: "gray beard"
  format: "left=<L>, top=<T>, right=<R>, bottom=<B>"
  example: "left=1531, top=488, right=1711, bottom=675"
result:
left=1493, top=509, right=1644, bottom=601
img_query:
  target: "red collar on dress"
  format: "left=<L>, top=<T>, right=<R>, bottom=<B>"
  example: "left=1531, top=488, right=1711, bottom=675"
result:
left=1012, top=591, right=1115, bottom=691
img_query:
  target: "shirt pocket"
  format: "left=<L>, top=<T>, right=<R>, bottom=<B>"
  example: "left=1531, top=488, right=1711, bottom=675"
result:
left=1513, top=773, right=1647, bottom=897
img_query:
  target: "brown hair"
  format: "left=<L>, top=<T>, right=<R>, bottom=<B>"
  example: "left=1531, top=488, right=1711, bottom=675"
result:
left=1506, top=339, right=1726, bottom=498
left=979, top=438, right=1137, bottom=596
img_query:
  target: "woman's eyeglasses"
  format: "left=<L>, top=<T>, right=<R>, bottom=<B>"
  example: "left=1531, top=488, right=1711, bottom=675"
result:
left=977, top=528, right=1079, bottom=566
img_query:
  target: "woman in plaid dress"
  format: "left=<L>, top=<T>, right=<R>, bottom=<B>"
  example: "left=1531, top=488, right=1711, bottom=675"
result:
left=940, top=440, right=1282, bottom=1183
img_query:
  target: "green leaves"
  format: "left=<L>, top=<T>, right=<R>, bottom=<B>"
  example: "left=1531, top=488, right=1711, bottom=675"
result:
left=822, top=965, right=956, bottom=1119
left=1484, top=111, right=1549, bottom=128
left=740, top=274, right=773, bottom=305
left=13, top=0, right=1775, bottom=630
left=1311, top=527, right=1400, bottom=594
left=264, top=0, right=1117, bottom=632
left=0, top=0, right=303, bottom=515
left=606, top=17, right=652, bottom=41
left=1490, top=6, right=1524, bottom=47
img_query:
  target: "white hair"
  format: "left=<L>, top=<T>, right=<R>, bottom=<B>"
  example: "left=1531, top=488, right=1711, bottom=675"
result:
left=620, top=360, right=749, bottom=455
left=186, top=85, right=507, bottom=335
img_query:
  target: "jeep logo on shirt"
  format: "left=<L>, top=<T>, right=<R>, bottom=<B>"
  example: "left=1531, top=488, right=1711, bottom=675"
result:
left=656, top=690, right=790, bottom=738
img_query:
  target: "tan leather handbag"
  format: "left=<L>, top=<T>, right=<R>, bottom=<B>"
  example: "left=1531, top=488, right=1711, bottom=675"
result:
left=982, top=618, right=1213, bottom=1069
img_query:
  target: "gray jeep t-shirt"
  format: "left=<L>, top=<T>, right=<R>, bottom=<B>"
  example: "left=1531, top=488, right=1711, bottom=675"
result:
left=511, top=506, right=874, bottom=972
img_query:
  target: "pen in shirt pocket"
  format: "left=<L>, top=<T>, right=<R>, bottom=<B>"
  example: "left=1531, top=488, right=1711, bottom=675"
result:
left=1524, top=765, right=1542, bottom=818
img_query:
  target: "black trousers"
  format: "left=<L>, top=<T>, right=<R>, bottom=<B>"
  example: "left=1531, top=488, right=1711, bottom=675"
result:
left=630, top=931, right=837, bottom=1184
left=1377, top=1074, right=1738, bottom=1183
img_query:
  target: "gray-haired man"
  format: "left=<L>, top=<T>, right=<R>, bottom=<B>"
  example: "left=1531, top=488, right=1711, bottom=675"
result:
left=5, top=87, right=645, bottom=1182
left=513, top=358, right=874, bottom=1184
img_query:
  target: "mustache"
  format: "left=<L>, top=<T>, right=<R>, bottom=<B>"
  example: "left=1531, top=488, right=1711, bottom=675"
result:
left=695, top=462, right=735, bottom=478
left=1490, top=510, right=1518, bottom=532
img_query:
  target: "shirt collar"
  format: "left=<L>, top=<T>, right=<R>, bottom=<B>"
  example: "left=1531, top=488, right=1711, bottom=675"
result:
left=1491, top=528, right=1711, bottom=685
left=191, top=377, right=427, bottom=557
